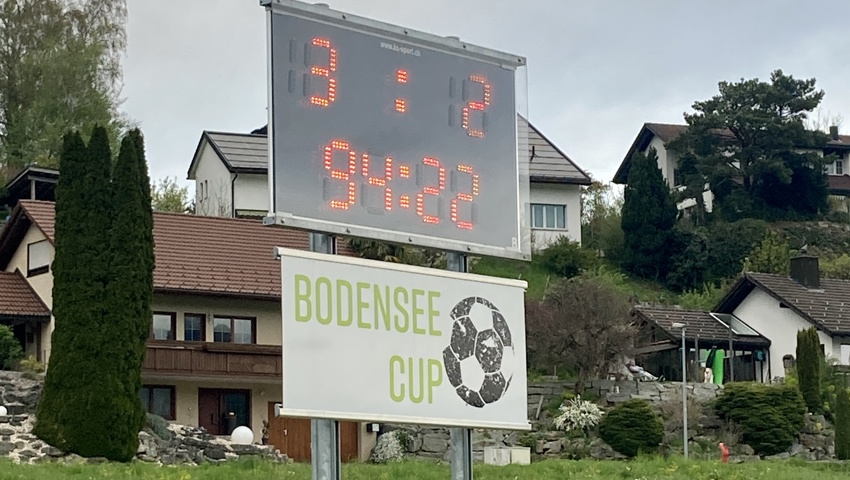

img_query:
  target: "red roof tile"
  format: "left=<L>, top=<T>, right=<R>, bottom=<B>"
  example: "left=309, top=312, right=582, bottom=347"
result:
left=18, top=201, right=357, bottom=299
left=635, top=307, right=770, bottom=345
left=828, top=174, right=850, bottom=194
left=0, top=271, right=50, bottom=318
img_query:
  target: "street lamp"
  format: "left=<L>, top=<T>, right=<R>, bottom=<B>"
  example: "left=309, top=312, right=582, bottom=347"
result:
left=671, top=322, right=688, bottom=460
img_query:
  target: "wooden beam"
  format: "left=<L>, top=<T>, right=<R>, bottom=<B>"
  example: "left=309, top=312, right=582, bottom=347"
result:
left=632, top=342, right=678, bottom=355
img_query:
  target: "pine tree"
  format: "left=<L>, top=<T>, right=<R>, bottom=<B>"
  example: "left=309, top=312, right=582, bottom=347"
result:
left=34, top=126, right=113, bottom=455
left=796, top=327, right=822, bottom=414
left=836, top=387, right=850, bottom=460
left=621, top=147, right=678, bottom=279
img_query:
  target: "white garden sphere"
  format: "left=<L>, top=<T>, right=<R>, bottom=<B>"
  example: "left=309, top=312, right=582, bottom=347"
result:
left=230, top=426, right=254, bottom=445
left=0, top=406, right=7, bottom=416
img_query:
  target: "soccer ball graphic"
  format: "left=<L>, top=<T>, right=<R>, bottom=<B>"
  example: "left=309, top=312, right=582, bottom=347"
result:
left=443, top=297, right=515, bottom=408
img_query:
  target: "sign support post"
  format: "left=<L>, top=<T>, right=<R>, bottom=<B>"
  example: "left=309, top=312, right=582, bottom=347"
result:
left=308, top=232, right=341, bottom=480
left=447, top=252, right=473, bottom=480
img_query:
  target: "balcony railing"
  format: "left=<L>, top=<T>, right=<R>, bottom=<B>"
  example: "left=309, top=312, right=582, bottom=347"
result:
left=143, top=341, right=282, bottom=378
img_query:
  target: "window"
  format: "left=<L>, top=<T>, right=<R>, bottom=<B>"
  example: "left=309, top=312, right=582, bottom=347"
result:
left=673, top=168, right=682, bottom=187
left=151, top=312, right=176, bottom=341
left=27, top=240, right=51, bottom=277
left=184, top=313, right=206, bottom=342
left=531, top=204, right=566, bottom=230
left=204, top=180, right=209, bottom=200
left=139, top=385, right=175, bottom=420
left=837, top=160, right=844, bottom=175
left=213, top=317, right=255, bottom=344
left=709, top=312, right=760, bottom=336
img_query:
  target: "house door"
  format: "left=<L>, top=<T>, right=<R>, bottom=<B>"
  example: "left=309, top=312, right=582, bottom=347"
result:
left=266, top=402, right=359, bottom=463
left=198, top=389, right=251, bottom=436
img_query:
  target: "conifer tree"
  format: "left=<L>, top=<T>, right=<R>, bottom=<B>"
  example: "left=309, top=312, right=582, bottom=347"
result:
left=836, top=387, right=850, bottom=460
left=621, top=147, right=678, bottom=279
left=796, top=326, right=822, bottom=414
left=34, top=126, right=112, bottom=455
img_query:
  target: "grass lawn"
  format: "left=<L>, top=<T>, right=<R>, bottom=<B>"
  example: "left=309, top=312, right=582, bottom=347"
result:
left=2, top=458, right=849, bottom=480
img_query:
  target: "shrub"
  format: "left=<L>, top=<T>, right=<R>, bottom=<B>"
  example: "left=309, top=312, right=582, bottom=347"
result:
left=0, top=325, right=23, bottom=370
left=836, top=387, right=850, bottom=460
left=538, top=237, right=595, bottom=278
left=369, top=430, right=408, bottom=464
left=713, top=382, right=805, bottom=456
left=18, top=355, right=45, bottom=374
left=145, top=413, right=172, bottom=441
left=796, top=326, right=822, bottom=414
left=598, top=399, right=663, bottom=457
left=553, top=395, right=604, bottom=433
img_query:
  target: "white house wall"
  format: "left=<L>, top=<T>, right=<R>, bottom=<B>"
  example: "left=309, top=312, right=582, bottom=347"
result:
left=193, top=142, right=234, bottom=217
left=233, top=174, right=270, bottom=213
left=732, top=288, right=833, bottom=381
left=4, top=225, right=54, bottom=363
left=529, top=183, right=581, bottom=249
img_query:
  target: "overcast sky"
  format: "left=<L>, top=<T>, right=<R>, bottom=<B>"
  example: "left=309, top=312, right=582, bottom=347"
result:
left=121, top=0, right=850, bottom=191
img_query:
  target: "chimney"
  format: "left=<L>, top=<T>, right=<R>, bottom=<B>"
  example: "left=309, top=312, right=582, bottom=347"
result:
left=790, top=255, right=819, bottom=289
left=829, top=125, right=839, bottom=141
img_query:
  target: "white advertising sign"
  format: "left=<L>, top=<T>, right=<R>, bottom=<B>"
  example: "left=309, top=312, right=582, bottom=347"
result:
left=277, top=247, right=530, bottom=430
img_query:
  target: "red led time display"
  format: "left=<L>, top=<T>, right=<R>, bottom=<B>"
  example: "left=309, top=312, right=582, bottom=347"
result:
left=269, top=7, right=523, bottom=257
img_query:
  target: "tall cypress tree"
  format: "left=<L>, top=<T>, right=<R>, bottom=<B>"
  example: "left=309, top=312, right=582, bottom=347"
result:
left=796, top=327, right=822, bottom=414
left=621, top=147, right=678, bottom=279
left=836, top=387, right=850, bottom=460
left=99, top=131, right=154, bottom=460
left=34, top=126, right=113, bottom=454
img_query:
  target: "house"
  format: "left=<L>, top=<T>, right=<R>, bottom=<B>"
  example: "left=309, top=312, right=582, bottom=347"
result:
left=714, top=254, right=850, bottom=382
left=0, top=166, right=59, bottom=225
left=632, top=307, right=771, bottom=384
left=186, top=120, right=593, bottom=249
left=0, top=200, right=373, bottom=462
left=612, top=123, right=850, bottom=213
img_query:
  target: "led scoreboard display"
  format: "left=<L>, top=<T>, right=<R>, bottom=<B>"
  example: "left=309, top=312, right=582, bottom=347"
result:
left=265, top=1, right=529, bottom=259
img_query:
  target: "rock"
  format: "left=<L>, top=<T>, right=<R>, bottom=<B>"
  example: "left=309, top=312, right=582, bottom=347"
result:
left=409, top=436, right=422, bottom=453
left=86, top=457, right=109, bottom=464
left=799, top=434, right=828, bottom=450
left=0, top=442, right=15, bottom=455
left=542, top=440, right=562, bottom=454
left=788, top=442, right=806, bottom=457
left=420, top=435, right=448, bottom=453
left=17, top=449, right=37, bottom=459
left=41, top=446, right=63, bottom=457
left=0, top=428, right=13, bottom=436
left=589, top=438, right=626, bottom=460
left=204, top=448, right=227, bottom=461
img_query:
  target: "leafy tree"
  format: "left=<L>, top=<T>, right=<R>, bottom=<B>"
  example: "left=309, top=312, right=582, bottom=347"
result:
left=35, top=126, right=113, bottom=456
left=796, top=326, right=822, bottom=414
left=598, top=399, right=663, bottom=457
left=666, top=219, right=768, bottom=292
left=151, top=176, right=190, bottom=213
left=34, top=126, right=152, bottom=462
left=822, top=254, right=850, bottom=280
left=669, top=69, right=832, bottom=221
left=621, top=147, right=678, bottom=280
left=581, top=180, right=625, bottom=261
left=0, top=324, right=23, bottom=369
left=525, top=277, right=635, bottom=393
left=835, top=387, right=850, bottom=460
left=0, top=0, right=128, bottom=183
left=743, top=232, right=793, bottom=274
left=538, top=237, right=596, bottom=278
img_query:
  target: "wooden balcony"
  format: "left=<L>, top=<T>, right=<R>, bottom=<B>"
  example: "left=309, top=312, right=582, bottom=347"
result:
left=143, top=341, right=282, bottom=379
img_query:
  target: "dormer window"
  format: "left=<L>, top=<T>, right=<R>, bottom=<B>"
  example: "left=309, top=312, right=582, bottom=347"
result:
left=27, top=240, right=51, bottom=277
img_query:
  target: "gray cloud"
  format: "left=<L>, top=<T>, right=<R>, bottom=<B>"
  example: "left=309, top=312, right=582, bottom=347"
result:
left=122, top=0, right=850, bottom=188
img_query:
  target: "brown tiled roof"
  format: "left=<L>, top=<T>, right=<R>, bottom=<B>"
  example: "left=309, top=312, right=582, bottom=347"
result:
left=0, top=271, right=50, bottom=318
left=16, top=201, right=357, bottom=300
left=829, top=175, right=850, bottom=195
left=644, top=123, right=688, bottom=143
left=635, top=307, right=770, bottom=346
left=744, top=272, right=850, bottom=335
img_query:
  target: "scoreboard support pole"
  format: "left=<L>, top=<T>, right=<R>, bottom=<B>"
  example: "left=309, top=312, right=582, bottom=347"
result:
left=447, top=252, right=474, bottom=480
left=309, top=233, right=342, bottom=480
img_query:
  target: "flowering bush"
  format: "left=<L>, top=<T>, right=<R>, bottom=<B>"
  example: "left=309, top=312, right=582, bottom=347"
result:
left=369, top=429, right=409, bottom=464
left=553, top=395, right=604, bottom=433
